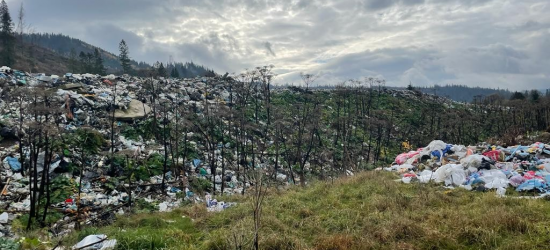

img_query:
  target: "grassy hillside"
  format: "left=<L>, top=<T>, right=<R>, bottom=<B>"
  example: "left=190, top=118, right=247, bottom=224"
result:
left=53, top=171, right=550, bottom=250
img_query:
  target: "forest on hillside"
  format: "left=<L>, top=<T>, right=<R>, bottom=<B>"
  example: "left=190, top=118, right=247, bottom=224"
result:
left=23, top=33, right=216, bottom=77
left=412, top=84, right=513, bottom=102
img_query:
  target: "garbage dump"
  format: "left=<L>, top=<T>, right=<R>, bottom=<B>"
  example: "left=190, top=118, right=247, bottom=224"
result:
left=0, top=67, right=288, bottom=240
left=385, top=140, right=550, bottom=196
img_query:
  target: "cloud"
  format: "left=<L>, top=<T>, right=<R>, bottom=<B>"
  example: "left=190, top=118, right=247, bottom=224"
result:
left=6, top=0, right=550, bottom=90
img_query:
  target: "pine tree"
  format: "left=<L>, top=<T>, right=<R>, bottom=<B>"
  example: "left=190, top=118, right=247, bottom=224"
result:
left=170, top=67, right=179, bottom=78
left=510, top=91, right=526, bottom=100
left=86, top=52, right=93, bottom=72
left=530, top=90, right=540, bottom=102
left=68, top=48, right=78, bottom=73
left=181, top=65, right=189, bottom=78
left=93, top=48, right=106, bottom=75
left=118, top=39, right=131, bottom=74
left=158, top=62, right=166, bottom=77
left=407, top=83, right=414, bottom=91
left=0, top=0, right=15, bottom=66
left=78, top=51, right=86, bottom=72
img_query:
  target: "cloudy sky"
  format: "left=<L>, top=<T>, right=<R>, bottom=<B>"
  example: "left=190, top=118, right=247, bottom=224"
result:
left=6, top=0, right=550, bottom=89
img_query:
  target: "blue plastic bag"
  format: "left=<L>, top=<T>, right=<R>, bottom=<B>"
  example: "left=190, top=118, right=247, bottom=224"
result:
left=193, top=159, right=201, bottom=167
left=431, top=144, right=452, bottom=160
left=6, top=157, right=21, bottom=172
left=516, top=179, right=547, bottom=192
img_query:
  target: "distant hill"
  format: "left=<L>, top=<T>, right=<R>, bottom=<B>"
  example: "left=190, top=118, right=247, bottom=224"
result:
left=282, top=84, right=515, bottom=103
left=393, top=85, right=513, bottom=103
left=22, top=33, right=216, bottom=77
left=23, top=33, right=147, bottom=72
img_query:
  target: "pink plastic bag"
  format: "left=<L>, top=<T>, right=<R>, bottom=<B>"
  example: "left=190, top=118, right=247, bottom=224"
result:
left=395, top=151, right=420, bottom=165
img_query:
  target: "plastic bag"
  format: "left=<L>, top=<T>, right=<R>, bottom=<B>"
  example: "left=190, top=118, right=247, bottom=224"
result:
left=516, top=179, right=547, bottom=192
left=509, top=175, right=525, bottom=187
left=483, top=150, right=500, bottom=161
left=73, top=234, right=107, bottom=250
left=431, top=144, right=452, bottom=160
left=4, top=156, right=21, bottom=172
left=460, top=155, right=488, bottom=169
left=434, top=164, right=466, bottom=186
left=418, top=170, right=435, bottom=183
left=452, top=145, right=468, bottom=159
left=479, top=170, right=509, bottom=189
left=420, top=140, right=447, bottom=161
left=0, top=212, right=8, bottom=223
left=538, top=163, right=550, bottom=173
left=395, top=151, right=419, bottom=165
left=496, top=187, right=506, bottom=197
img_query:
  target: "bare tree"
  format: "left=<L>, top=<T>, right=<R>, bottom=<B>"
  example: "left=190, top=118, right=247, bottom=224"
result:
left=16, top=3, right=25, bottom=56
left=251, top=169, right=267, bottom=250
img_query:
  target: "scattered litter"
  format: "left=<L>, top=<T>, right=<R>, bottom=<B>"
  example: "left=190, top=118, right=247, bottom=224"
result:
left=0, top=212, right=9, bottom=224
left=4, top=157, right=21, bottom=172
left=72, top=234, right=116, bottom=250
left=205, top=193, right=236, bottom=212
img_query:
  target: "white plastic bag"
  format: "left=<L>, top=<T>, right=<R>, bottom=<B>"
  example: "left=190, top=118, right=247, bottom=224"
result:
left=480, top=170, right=509, bottom=189
left=434, top=164, right=466, bottom=186
left=418, top=170, right=435, bottom=183
left=421, top=140, right=447, bottom=159
left=0, top=212, right=8, bottom=224
left=451, top=145, right=468, bottom=159
left=73, top=234, right=107, bottom=250
left=496, top=187, right=506, bottom=197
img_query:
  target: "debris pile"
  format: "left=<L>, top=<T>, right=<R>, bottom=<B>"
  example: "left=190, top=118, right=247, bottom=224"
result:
left=385, top=140, right=550, bottom=196
left=0, top=67, right=297, bottom=240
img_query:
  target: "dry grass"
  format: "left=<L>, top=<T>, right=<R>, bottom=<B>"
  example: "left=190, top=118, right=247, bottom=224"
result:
left=56, top=171, right=550, bottom=250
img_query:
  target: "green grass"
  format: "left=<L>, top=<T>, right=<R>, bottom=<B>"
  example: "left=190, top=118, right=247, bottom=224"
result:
left=60, top=209, right=204, bottom=249
left=53, top=172, right=550, bottom=249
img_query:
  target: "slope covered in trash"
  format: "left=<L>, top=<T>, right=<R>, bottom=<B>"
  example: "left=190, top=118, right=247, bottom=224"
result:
left=1, top=65, right=549, bottom=246
left=56, top=171, right=550, bottom=249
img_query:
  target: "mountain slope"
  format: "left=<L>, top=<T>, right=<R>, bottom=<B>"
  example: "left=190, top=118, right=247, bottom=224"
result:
left=23, top=33, right=147, bottom=72
left=23, top=33, right=217, bottom=77
left=4, top=42, right=70, bottom=74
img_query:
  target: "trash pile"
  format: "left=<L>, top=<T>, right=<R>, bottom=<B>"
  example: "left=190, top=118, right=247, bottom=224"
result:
left=0, top=67, right=294, bottom=240
left=385, top=140, right=550, bottom=197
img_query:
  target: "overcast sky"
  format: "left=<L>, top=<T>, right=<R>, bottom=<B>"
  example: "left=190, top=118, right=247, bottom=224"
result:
left=6, top=0, right=550, bottom=89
